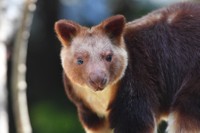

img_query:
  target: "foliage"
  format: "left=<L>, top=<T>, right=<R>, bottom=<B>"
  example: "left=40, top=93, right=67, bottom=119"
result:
left=30, top=101, right=84, bottom=133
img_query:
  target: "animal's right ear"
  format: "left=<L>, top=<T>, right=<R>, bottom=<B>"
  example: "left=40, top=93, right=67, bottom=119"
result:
left=54, top=20, right=80, bottom=46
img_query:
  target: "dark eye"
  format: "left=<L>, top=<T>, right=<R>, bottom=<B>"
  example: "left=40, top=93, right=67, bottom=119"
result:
left=77, top=58, right=84, bottom=65
left=105, top=55, right=112, bottom=62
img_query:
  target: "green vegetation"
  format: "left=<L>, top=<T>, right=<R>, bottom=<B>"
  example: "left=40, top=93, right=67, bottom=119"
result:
left=30, top=101, right=84, bottom=133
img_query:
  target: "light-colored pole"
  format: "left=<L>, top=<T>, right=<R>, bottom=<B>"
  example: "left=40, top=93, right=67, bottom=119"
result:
left=11, top=0, right=37, bottom=133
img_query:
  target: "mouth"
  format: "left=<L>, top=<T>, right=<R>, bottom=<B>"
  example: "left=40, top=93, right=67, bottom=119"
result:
left=93, top=86, right=105, bottom=91
left=87, top=75, right=109, bottom=91
left=88, top=81, right=106, bottom=91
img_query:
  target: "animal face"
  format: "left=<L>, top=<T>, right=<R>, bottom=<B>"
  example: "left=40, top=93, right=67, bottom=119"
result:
left=55, top=15, right=128, bottom=91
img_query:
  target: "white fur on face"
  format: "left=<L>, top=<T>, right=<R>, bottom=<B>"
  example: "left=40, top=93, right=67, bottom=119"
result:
left=67, top=33, right=128, bottom=86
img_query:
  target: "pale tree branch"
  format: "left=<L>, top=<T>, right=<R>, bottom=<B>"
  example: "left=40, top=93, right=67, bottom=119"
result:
left=0, top=0, right=25, bottom=133
left=1, top=0, right=37, bottom=132
left=11, top=0, right=37, bottom=133
left=0, top=42, right=8, bottom=133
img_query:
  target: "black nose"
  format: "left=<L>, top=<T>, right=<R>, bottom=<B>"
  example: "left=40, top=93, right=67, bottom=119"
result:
left=89, top=72, right=107, bottom=91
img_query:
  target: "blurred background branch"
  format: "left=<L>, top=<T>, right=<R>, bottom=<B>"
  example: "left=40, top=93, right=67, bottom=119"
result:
left=0, top=0, right=24, bottom=132
left=0, top=43, right=8, bottom=133
left=0, top=0, right=37, bottom=133
left=11, top=0, right=37, bottom=133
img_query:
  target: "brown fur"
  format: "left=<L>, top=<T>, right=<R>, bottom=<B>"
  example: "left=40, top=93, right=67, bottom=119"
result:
left=55, top=2, right=200, bottom=133
left=55, top=15, right=127, bottom=133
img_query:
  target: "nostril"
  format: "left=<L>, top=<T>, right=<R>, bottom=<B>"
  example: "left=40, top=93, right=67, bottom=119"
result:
left=89, top=79, right=96, bottom=86
left=89, top=75, right=98, bottom=87
left=101, top=78, right=107, bottom=86
left=89, top=74, right=97, bottom=84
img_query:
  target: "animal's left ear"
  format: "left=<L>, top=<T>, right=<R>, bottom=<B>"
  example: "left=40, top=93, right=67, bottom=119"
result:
left=102, top=15, right=126, bottom=39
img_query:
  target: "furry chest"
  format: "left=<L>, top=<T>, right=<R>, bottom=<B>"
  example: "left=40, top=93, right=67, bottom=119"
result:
left=73, top=85, right=113, bottom=117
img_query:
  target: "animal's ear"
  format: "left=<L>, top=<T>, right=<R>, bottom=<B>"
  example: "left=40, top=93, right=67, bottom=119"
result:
left=54, top=20, right=80, bottom=46
left=102, top=15, right=126, bottom=39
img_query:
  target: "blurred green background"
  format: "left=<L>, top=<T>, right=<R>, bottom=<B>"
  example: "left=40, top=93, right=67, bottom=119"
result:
left=8, top=0, right=196, bottom=133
